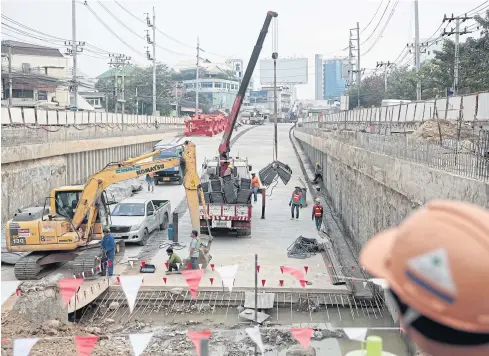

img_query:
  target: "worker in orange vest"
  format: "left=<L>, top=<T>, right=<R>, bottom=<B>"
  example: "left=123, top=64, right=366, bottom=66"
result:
left=311, top=198, right=324, bottom=231
left=289, top=187, right=303, bottom=220
left=251, top=173, right=260, bottom=203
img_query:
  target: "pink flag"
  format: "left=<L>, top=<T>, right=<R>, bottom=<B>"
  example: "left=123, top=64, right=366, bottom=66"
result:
left=59, top=278, right=84, bottom=305
left=188, top=330, right=211, bottom=356
left=282, top=266, right=307, bottom=288
left=290, top=328, right=313, bottom=350
left=74, top=336, right=98, bottom=356
left=182, top=269, right=205, bottom=299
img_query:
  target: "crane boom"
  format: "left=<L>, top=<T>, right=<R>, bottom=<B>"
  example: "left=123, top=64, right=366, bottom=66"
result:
left=218, top=11, right=278, bottom=159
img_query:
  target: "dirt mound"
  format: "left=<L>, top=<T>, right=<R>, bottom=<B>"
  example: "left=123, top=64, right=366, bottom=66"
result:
left=412, top=119, right=478, bottom=142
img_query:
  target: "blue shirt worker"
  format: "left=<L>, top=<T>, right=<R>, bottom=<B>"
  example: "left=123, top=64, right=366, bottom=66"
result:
left=189, top=230, right=200, bottom=270
left=101, top=227, right=116, bottom=276
left=289, top=187, right=304, bottom=220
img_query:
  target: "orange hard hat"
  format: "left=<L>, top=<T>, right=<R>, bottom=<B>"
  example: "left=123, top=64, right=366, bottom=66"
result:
left=360, top=200, right=489, bottom=334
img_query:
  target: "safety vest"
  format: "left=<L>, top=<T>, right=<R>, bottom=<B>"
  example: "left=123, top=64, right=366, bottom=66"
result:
left=313, top=205, right=323, bottom=217
left=292, top=192, right=302, bottom=203
left=148, top=172, right=154, bottom=178
left=252, top=177, right=260, bottom=187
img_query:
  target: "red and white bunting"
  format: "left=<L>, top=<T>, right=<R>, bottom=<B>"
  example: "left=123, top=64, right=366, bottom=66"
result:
left=245, top=327, right=265, bottom=354
left=13, top=338, right=38, bottom=356
left=216, top=264, right=239, bottom=292
left=343, top=328, right=368, bottom=342
left=182, top=269, right=205, bottom=299
left=1, top=281, right=20, bottom=306
left=290, top=328, right=313, bottom=350
left=129, top=333, right=153, bottom=356
left=74, top=335, right=98, bottom=356
left=59, top=278, right=84, bottom=305
left=119, top=276, right=144, bottom=313
left=188, top=330, right=211, bottom=356
left=282, top=266, right=307, bottom=288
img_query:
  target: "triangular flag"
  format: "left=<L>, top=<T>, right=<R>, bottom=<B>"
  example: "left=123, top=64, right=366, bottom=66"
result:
left=13, top=338, right=38, bottom=356
left=210, top=264, right=215, bottom=271
left=129, top=260, right=134, bottom=268
left=343, top=328, right=368, bottom=342
left=163, top=277, right=167, bottom=284
left=1, top=281, right=20, bottom=306
left=182, top=269, right=205, bottom=299
left=290, top=328, right=313, bottom=350
left=261, top=279, right=266, bottom=287
left=209, top=277, right=214, bottom=285
left=245, top=327, right=265, bottom=354
left=129, top=333, right=153, bottom=356
left=216, top=264, right=239, bottom=292
left=280, top=266, right=284, bottom=274
left=369, top=278, right=389, bottom=289
left=199, top=263, right=203, bottom=269
left=363, top=281, right=367, bottom=288
left=282, top=266, right=306, bottom=288
left=188, top=330, right=211, bottom=356
left=59, top=278, right=84, bottom=305
left=176, top=262, right=180, bottom=269
left=304, top=266, right=309, bottom=274
left=74, top=335, right=98, bottom=356
left=165, top=262, right=169, bottom=269
left=119, top=276, right=144, bottom=313
left=256, top=265, right=260, bottom=273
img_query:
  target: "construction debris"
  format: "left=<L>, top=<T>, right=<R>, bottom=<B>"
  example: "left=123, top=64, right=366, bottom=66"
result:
left=412, top=119, right=478, bottom=142
left=287, top=236, right=324, bottom=259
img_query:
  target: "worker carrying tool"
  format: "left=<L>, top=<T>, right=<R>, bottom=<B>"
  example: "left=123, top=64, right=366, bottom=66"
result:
left=289, top=187, right=304, bottom=220
left=101, top=227, right=115, bottom=276
left=360, top=200, right=489, bottom=356
left=223, top=163, right=233, bottom=177
left=312, top=162, right=322, bottom=184
left=166, top=247, right=182, bottom=272
left=251, top=173, right=260, bottom=203
left=311, top=198, right=324, bottom=231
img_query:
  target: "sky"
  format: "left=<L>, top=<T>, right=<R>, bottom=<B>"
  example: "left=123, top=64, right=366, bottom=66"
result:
left=2, top=0, right=487, bottom=99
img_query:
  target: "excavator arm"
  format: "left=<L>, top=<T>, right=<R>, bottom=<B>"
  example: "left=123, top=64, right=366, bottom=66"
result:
left=218, top=11, right=278, bottom=159
left=71, top=141, right=208, bottom=237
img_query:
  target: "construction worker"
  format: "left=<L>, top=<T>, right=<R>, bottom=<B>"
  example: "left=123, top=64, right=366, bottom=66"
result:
left=166, top=247, right=182, bottom=272
left=251, top=173, right=260, bottom=203
left=289, top=186, right=303, bottom=220
left=101, top=227, right=115, bottom=276
left=312, top=162, right=322, bottom=184
left=360, top=200, right=489, bottom=356
left=188, top=230, right=200, bottom=270
left=311, top=198, right=324, bottom=231
left=223, top=163, right=233, bottom=177
left=146, top=172, right=155, bottom=192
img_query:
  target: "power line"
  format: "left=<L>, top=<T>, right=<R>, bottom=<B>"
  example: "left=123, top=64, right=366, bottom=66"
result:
left=361, top=0, right=385, bottom=34
left=97, top=1, right=145, bottom=40
left=361, top=0, right=392, bottom=45
left=363, top=0, right=400, bottom=55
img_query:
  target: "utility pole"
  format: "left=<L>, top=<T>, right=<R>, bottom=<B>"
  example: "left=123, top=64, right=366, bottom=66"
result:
left=136, top=87, right=139, bottom=115
left=109, top=53, right=131, bottom=114
left=272, top=52, right=278, bottom=161
left=441, top=13, right=473, bottom=96
left=356, top=22, right=361, bottom=108
left=414, top=0, right=421, bottom=100
left=196, top=37, right=200, bottom=118
left=66, top=0, right=85, bottom=109
left=2, top=44, right=13, bottom=107
left=145, top=11, right=157, bottom=115
left=376, top=61, right=394, bottom=93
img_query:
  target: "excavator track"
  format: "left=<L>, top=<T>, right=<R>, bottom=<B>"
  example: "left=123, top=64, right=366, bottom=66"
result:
left=14, top=253, right=49, bottom=280
left=72, top=240, right=126, bottom=276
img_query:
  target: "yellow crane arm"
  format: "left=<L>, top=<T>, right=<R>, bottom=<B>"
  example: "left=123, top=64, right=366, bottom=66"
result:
left=71, top=141, right=203, bottom=231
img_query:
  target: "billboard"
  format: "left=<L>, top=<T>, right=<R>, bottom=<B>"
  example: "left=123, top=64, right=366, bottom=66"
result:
left=260, top=58, right=308, bottom=85
left=250, top=90, right=268, bottom=104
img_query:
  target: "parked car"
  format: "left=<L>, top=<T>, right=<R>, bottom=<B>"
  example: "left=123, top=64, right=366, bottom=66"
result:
left=152, top=144, right=184, bottom=185
left=109, top=198, right=171, bottom=245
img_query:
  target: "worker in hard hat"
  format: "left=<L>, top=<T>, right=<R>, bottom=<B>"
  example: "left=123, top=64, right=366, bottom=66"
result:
left=311, top=198, right=324, bottom=231
left=251, top=173, right=260, bottom=203
left=312, top=162, right=322, bottom=184
left=360, top=200, right=489, bottom=356
left=223, top=163, right=233, bottom=177
left=289, top=186, right=303, bottom=220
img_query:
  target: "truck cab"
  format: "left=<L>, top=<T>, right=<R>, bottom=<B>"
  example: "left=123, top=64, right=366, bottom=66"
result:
left=152, top=144, right=184, bottom=185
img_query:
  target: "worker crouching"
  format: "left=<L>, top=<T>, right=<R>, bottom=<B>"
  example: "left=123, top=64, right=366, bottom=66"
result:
left=289, top=187, right=304, bottom=220
left=166, top=247, right=181, bottom=272
left=311, top=198, right=324, bottom=231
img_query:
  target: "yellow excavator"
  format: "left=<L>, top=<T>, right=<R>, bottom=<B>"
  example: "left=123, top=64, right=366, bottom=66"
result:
left=6, top=141, right=210, bottom=280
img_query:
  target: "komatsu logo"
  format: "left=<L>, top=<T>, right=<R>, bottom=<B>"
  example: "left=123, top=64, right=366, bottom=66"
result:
left=116, top=166, right=141, bottom=174
left=136, top=164, right=165, bottom=175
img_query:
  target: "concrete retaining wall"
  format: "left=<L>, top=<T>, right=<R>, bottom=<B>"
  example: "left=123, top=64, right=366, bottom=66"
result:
left=294, top=129, right=489, bottom=254
left=1, top=131, right=180, bottom=223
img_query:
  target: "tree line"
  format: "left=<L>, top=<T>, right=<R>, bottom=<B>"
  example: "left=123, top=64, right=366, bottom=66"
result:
left=346, top=10, right=489, bottom=109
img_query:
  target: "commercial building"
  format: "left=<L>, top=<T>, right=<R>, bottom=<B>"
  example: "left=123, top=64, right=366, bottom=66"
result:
left=314, top=54, right=324, bottom=100
left=249, top=85, right=293, bottom=114
left=323, top=58, right=348, bottom=100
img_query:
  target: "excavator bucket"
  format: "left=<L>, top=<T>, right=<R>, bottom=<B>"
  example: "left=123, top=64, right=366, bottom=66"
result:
left=259, top=161, right=292, bottom=186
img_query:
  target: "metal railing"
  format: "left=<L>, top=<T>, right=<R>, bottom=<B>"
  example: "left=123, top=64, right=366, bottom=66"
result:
left=296, top=127, right=489, bottom=181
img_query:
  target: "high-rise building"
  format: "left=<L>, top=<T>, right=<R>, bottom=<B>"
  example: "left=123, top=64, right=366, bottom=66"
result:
left=323, top=58, right=347, bottom=100
left=314, top=54, right=324, bottom=100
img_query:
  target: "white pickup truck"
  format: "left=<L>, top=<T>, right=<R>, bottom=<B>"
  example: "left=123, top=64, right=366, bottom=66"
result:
left=109, top=198, right=171, bottom=245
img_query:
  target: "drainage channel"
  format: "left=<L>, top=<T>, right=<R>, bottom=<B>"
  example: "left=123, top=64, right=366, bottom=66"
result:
left=133, top=125, right=258, bottom=264
left=82, top=289, right=389, bottom=325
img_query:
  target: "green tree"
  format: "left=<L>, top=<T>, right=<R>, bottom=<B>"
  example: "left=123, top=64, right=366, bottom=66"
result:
left=346, top=74, right=385, bottom=109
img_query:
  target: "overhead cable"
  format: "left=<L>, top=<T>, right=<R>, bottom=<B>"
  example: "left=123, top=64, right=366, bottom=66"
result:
left=363, top=0, right=400, bottom=55
left=361, top=0, right=392, bottom=45
left=361, top=0, right=385, bottom=34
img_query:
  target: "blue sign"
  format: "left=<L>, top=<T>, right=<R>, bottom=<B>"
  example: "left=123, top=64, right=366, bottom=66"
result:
left=70, top=106, right=77, bottom=111
left=250, top=90, right=268, bottom=103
